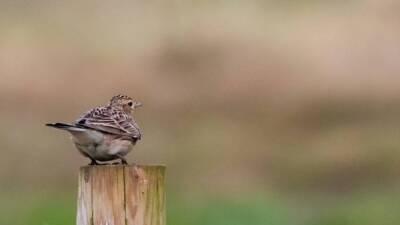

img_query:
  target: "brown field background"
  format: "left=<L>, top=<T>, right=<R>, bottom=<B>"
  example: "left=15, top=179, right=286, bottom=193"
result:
left=1, top=1, right=400, bottom=224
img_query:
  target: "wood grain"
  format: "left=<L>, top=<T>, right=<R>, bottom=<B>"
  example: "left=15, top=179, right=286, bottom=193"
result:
left=76, top=165, right=166, bottom=225
left=76, top=166, right=93, bottom=225
left=125, top=166, right=166, bottom=225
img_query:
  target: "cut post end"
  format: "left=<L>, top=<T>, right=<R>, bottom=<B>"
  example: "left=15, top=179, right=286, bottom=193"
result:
left=77, top=164, right=166, bottom=225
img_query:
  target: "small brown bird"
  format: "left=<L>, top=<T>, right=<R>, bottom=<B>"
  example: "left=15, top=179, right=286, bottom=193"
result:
left=46, top=95, right=142, bottom=165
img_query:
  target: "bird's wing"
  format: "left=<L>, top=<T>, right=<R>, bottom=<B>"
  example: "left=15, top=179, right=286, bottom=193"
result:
left=76, top=107, right=141, bottom=139
left=112, top=110, right=142, bottom=139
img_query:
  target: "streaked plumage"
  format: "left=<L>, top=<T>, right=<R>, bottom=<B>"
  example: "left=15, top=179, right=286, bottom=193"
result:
left=46, top=95, right=142, bottom=165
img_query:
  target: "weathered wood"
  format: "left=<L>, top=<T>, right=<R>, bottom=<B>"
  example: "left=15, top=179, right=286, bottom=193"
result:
left=125, top=166, right=166, bottom=225
left=76, top=165, right=166, bottom=225
left=77, top=166, right=93, bottom=225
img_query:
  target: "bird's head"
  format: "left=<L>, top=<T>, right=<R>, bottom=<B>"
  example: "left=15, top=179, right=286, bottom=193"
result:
left=109, top=94, right=142, bottom=113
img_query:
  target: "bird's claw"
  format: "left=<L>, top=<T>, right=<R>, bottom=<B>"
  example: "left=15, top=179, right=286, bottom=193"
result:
left=89, top=160, right=110, bottom=166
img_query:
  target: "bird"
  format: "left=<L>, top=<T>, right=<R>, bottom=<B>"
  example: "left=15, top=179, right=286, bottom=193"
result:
left=46, top=94, right=142, bottom=165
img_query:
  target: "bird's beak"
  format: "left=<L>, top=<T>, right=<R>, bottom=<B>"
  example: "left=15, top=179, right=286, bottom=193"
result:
left=134, top=102, right=143, bottom=108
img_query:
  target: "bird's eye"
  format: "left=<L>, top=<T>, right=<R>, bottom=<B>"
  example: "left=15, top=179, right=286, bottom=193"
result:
left=128, top=102, right=133, bottom=107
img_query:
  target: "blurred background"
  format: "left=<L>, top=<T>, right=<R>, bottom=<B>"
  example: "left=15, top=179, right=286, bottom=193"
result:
left=1, top=0, right=400, bottom=224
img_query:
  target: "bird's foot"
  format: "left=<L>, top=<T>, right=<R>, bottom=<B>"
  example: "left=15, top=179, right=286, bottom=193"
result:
left=89, top=159, right=99, bottom=165
left=110, top=156, right=135, bottom=166
left=112, top=160, right=129, bottom=165
left=88, top=159, right=109, bottom=166
left=115, top=156, right=129, bottom=165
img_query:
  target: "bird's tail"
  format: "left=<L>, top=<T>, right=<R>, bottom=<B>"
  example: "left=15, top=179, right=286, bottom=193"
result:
left=46, top=123, right=85, bottom=131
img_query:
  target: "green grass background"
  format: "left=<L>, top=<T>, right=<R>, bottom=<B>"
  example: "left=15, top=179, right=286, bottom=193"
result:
left=1, top=190, right=400, bottom=225
left=2, top=0, right=400, bottom=224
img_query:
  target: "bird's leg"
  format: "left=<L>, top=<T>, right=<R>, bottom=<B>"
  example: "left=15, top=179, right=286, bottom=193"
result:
left=88, top=156, right=108, bottom=165
left=88, top=158, right=99, bottom=165
left=114, top=155, right=129, bottom=165
left=121, top=157, right=128, bottom=165
left=89, top=159, right=110, bottom=165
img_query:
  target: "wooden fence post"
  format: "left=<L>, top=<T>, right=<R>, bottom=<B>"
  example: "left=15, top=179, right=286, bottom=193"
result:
left=76, top=165, right=166, bottom=225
